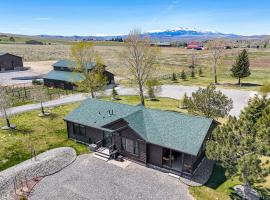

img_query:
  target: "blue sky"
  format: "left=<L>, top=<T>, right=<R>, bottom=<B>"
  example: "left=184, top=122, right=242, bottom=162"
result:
left=0, top=0, right=269, bottom=36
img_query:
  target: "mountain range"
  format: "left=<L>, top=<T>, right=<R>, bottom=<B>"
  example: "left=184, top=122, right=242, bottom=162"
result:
left=2, top=27, right=268, bottom=42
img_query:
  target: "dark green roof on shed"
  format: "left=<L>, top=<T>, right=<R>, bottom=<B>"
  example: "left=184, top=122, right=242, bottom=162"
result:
left=64, top=98, right=214, bottom=156
left=52, top=59, right=96, bottom=70
left=43, top=70, right=85, bottom=82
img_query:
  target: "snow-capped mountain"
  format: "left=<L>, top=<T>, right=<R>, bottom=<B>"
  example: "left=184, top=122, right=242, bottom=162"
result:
left=35, top=27, right=256, bottom=41
left=143, top=27, right=240, bottom=41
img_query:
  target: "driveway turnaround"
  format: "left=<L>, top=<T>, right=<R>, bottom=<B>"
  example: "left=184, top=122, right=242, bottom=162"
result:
left=29, top=154, right=192, bottom=200
left=1, top=85, right=257, bottom=117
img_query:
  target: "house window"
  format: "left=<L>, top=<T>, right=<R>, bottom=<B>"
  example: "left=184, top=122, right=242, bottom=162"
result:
left=79, top=125, right=86, bottom=136
left=73, top=123, right=86, bottom=136
left=73, top=123, right=80, bottom=135
left=121, top=137, right=139, bottom=155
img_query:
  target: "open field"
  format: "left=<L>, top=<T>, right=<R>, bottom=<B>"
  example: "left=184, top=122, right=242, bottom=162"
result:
left=1, top=44, right=270, bottom=90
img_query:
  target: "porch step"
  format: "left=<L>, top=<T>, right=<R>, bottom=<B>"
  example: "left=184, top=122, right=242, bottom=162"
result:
left=94, top=154, right=109, bottom=161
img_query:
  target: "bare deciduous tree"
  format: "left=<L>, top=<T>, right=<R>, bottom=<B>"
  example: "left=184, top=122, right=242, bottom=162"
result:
left=31, top=86, right=49, bottom=116
left=207, top=40, right=225, bottom=84
left=121, top=29, right=160, bottom=105
left=0, top=88, right=15, bottom=129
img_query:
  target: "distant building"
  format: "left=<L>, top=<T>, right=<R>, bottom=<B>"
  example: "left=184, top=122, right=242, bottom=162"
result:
left=0, top=53, right=23, bottom=72
left=43, top=59, right=115, bottom=90
left=150, top=42, right=172, bottom=47
left=186, top=42, right=204, bottom=50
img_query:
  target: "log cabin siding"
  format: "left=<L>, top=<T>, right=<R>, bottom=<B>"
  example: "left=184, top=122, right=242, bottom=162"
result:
left=147, top=144, right=163, bottom=167
left=67, top=121, right=103, bottom=144
left=0, top=54, right=23, bottom=71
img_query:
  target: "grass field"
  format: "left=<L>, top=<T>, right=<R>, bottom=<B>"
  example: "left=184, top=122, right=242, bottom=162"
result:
left=0, top=43, right=270, bottom=90
left=0, top=103, right=88, bottom=171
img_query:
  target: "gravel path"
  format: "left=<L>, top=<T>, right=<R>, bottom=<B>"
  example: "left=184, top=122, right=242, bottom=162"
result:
left=0, top=147, right=76, bottom=200
left=0, top=85, right=257, bottom=117
left=30, top=154, right=193, bottom=200
left=0, top=93, right=87, bottom=117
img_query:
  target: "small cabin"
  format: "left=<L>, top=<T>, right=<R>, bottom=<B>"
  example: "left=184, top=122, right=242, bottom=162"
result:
left=0, top=53, right=23, bottom=72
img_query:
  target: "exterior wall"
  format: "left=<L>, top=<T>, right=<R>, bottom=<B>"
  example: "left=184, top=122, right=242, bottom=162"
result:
left=44, top=79, right=76, bottom=90
left=103, top=120, right=128, bottom=130
left=0, top=54, right=23, bottom=71
left=147, top=144, right=163, bottom=167
left=117, top=127, right=147, bottom=163
left=53, top=66, right=72, bottom=72
left=67, top=121, right=103, bottom=144
left=104, top=71, right=115, bottom=84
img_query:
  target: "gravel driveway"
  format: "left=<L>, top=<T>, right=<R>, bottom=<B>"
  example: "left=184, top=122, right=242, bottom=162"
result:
left=113, top=85, right=258, bottom=116
left=29, top=154, right=192, bottom=200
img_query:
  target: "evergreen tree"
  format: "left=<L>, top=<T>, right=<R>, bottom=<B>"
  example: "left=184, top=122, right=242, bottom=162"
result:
left=180, top=70, right=187, bottom=81
left=198, top=67, right=203, bottom=77
left=231, top=49, right=251, bottom=85
left=146, top=78, right=161, bottom=101
left=186, top=84, right=233, bottom=119
left=191, top=70, right=195, bottom=78
left=206, top=97, right=270, bottom=196
left=181, top=93, right=189, bottom=109
left=256, top=105, right=270, bottom=154
left=171, top=73, right=177, bottom=82
left=111, top=86, right=118, bottom=100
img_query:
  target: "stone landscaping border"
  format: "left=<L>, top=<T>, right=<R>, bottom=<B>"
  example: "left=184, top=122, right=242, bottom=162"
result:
left=0, top=147, right=76, bottom=200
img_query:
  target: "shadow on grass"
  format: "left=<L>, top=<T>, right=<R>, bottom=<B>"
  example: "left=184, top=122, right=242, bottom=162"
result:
left=205, top=165, right=227, bottom=189
left=220, top=82, right=262, bottom=87
left=147, top=99, right=160, bottom=102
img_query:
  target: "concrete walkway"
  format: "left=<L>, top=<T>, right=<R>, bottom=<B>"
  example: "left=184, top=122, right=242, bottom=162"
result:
left=1, top=85, right=258, bottom=117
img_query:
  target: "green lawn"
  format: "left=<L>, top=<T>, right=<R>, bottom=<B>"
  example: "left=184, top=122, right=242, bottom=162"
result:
left=0, top=103, right=88, bottom=171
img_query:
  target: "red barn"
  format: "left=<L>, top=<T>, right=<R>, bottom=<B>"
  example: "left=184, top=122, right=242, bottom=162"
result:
left=187, top=42, right=204, bottom=50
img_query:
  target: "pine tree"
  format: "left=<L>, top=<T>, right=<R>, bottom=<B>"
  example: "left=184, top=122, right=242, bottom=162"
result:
left=180, top=70, right=187, bottom=81
left=198, top=67, right=203, bottom=77
left=171, top=73, right=177, bottom=82
left=231, top=49, right=251, bottom=85
left=191, top=70, right=195, bottom=78
left=181, top=93, right=189, bottom=109
left=111, top=86, right=118, bottom=100
left=206, top=96, right=270, bottom=196
left=146, top=78, right=161, bottom=101
left=186, top=84, right=233, bottom=119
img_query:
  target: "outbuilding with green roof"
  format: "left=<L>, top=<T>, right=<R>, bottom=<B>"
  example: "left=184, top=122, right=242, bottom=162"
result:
left=64, top=98, right=217, bottom=177
left=43, top=59, right=114, bottom=90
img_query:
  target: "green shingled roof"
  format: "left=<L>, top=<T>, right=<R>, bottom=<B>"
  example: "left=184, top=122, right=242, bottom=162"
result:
left=43, top=70, right=85, bottom=83
left=52, top=59, right=96, bottom=70
left=64, top=98, right=214, bottom=156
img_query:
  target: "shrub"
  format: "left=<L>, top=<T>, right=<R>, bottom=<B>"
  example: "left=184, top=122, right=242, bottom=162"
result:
left=180, top=70, right=187, bottom=81
left=171, top=73, right=177, bottom=82
left=198, top=67, right=203, bottom=77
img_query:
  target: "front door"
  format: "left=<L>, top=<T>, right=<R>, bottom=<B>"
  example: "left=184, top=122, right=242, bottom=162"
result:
left=103, top=131, right=112, bottom=147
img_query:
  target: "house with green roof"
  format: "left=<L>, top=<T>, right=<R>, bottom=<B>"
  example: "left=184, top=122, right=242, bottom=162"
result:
left=43, top=59, right=114, bottom=90
left=64, top=98, right=217, bottom=177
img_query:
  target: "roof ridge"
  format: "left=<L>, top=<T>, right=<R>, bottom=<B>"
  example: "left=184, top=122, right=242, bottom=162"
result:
left=92, top=98, right=212, bottom=121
